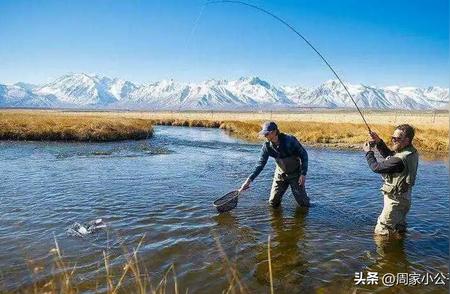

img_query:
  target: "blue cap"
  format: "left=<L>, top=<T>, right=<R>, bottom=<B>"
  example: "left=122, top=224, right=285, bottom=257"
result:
left=259, top=121, right=278, bottom=135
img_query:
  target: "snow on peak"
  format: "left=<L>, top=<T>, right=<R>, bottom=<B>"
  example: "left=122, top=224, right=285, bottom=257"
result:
left=1, top=73, right=448, bottom=110
left=35, top=73, right=118, bottom=105
left=237, top=76, right=270, bottom=88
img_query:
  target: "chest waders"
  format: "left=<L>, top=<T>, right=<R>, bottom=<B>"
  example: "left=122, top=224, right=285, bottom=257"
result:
left=269, top=155, right=310, bottom=208
left=381, top=146, right=419, bottom=196
left=375, top=146, right=419, bottom=235
left=275, top=155, right=301, bottom=177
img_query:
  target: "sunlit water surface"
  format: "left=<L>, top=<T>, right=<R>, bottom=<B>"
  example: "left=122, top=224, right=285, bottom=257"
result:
left=0, top=126, right=448, bottom=293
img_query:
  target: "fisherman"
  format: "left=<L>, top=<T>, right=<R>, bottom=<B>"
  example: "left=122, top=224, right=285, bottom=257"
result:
left=363, top=124, right=419, bottom=236
left=239, top=121, right=310, bottom=207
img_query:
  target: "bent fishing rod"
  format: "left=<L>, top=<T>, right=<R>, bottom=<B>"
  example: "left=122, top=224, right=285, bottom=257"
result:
left=204, top=0, right=372, bottom=133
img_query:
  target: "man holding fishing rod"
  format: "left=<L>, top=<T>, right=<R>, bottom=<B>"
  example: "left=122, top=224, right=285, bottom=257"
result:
left=363, top=124, right=419, bottom=236
left=239, top=121, right=310, bottom=208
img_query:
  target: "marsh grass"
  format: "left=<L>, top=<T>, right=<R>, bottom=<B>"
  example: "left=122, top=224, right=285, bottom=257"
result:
left=16, top=233, right=276, bottom=294
left=217, top=120, right=448, bottom=154
left=0, top=110, right=446, bottom=154
left=23, top=235, right=180, bottom=294
left=0, top=112, right=153, bottom=142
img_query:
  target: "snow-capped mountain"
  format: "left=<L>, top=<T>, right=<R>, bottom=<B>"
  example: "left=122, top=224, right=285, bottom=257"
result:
left=0, top=84, right=58, bottom=107
left=123, top=77, right=292, bottom=108
left=227, top=77, right=292, bottom=105
left=0, top=73, right=448, bottom=110
left=280, top=85, right=308, bottom=104
left=301, top=80, right=389, bottom=108
left=13, top=82, right=37, bottom=91
left=301, top=80, right=441, bottom=110
left=384, top=86, right=449, bottom=109
left=35, top=73, right=119, bottom=106
left=108, top=78, right=137, bottom=101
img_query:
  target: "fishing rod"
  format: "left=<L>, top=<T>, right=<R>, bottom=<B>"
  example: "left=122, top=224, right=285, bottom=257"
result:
left=204, top=0, right=372, bottom=133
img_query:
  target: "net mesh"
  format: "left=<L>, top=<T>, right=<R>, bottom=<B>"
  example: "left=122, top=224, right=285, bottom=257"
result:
left=213, top=190, right=239, bottom=213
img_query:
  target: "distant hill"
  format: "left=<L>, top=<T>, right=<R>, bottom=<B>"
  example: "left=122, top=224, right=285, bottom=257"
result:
left=1, top=73, right=448, bottom=110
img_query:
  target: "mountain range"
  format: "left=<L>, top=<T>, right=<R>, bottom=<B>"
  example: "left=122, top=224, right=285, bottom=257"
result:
left=1, top=73, right=448, bottom=110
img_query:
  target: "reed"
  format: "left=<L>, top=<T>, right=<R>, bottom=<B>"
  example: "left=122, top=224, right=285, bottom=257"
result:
left=218, top=120, right=448, bottom=154
left=0, top=110, right=447, bottom=154
left=21, top=236, right=179, bottom=294
left=14, top=234, right=272, bottom=294
left=0, top=112, right=153, bottom=142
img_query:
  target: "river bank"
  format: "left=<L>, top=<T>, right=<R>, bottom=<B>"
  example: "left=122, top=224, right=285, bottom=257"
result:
left=0, top=111, right=153, bottom=141
left=0, top=109, right=447, bottom=155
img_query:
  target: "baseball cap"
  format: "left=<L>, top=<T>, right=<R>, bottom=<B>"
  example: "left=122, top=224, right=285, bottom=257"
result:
left=259, top=121, right=278, bottom=135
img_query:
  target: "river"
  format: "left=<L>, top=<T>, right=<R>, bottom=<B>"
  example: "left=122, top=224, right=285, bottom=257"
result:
left=0, top=126, right=448, bottom=293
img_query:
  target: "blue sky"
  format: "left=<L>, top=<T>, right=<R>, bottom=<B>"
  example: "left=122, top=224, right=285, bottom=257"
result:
left=0, top=0, right=448, bottom=87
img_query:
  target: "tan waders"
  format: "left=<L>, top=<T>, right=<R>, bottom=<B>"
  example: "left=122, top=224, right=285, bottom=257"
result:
left=269, top=155, right=310, bottom=207
left=375, top=190, right=411, bottom=235
left=375, top=146, right=418, bottom=235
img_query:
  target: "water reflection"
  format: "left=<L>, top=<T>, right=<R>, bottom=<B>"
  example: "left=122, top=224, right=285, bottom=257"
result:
left=213, top=212, right=240, bottom=228
left=212, top=213, right=258, bottom=254
left=356, top=235, right=447, bottom=293
left=372, top=236, right=409, bottom=274
left=255, top=207, right=311, bottom=292
left=0, top=126, right=447, bottom=293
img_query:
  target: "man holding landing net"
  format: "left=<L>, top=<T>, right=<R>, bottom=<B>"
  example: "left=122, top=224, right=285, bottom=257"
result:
left=239, top=121, right=310, bottom=208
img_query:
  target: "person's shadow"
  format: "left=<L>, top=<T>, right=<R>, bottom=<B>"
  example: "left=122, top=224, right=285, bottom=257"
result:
left=255, top=206, right=311, bottom=293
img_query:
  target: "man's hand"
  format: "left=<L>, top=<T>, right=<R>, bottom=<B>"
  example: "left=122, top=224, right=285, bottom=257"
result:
left=363, top=142, right=373, bottom=153
left=298, top=175, right=306, bottom=187
left=239, top=178, right=252, bottom=192
left=369, top=131, right=381, bottom=144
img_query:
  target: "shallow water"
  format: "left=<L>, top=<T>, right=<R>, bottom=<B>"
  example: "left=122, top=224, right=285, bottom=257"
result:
left=0, top=126, right=448, bottom=293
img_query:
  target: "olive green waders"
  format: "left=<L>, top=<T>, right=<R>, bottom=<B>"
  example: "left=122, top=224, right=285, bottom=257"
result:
left=269, top=155, right=310, bottom=207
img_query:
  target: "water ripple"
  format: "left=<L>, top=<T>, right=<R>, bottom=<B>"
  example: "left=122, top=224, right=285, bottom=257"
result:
left=0, top=126, right=448, bottom=293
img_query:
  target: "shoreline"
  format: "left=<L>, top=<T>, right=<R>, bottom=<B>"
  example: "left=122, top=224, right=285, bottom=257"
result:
left=0, top=111, right=154, bottom=142
left=0, top=110, right=447, bottom=157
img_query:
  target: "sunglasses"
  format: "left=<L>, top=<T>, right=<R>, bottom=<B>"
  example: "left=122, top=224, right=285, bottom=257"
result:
left=391, top=136, right=403, bottom=142
left=263, top=130, right=274, bottom=137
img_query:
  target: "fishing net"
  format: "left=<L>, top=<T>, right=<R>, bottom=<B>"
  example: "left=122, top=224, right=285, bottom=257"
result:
left=213, top=190, right=240, bottom=213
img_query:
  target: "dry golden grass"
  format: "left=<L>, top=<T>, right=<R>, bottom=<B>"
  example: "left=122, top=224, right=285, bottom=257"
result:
left=219, top=120, right=449, bottom=154
left=23, top=236, right=181, bottom=294
left=0, top=112, right=153, bottom=142
left=0, top=109, right=447, bottom=154
left=33, top=109, right=445, bottom=129
left=17, top=234, right=260, bottom=294
left=4, top=109, right=448, bottom=128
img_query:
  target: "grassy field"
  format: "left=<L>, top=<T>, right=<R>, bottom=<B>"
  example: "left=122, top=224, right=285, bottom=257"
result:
left=0, top=110, right=153, bottom=141
left=119, top=109, right=449, bottom=128
left=0, top=109, right=447, bottom=155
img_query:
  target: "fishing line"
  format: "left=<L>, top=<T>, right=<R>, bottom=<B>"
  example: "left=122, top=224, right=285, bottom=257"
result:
left=202, top=0, right=372, bottom=132
left=186, top=3, right=207, bottom=47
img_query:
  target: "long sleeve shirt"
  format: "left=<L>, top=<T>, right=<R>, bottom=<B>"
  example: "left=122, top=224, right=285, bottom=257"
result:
left=249, top=133, right=308, bottom=181
left=366, top=139, right=404, bottom=174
